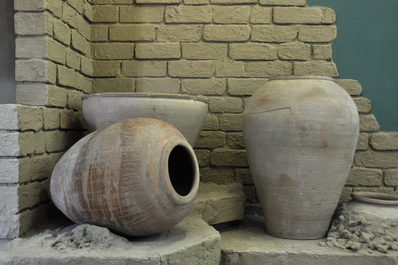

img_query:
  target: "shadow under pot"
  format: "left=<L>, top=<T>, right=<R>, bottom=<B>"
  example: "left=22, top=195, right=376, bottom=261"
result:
left=243, top=76, right=360, bottom=239
left=50, top=118, right=200, bottom=237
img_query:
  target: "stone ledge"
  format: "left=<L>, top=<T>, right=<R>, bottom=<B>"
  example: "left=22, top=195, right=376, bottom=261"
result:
left=0, top=217, right=221, bottom=265
left=192, top=182, right=246, bottom=225
left=220, top=220, right=398, bottom=265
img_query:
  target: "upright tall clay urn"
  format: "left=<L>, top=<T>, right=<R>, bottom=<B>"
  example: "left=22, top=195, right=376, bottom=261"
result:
left=50, top=118, right=199, bottom=237
left=243, top=76, right=360, bottom=239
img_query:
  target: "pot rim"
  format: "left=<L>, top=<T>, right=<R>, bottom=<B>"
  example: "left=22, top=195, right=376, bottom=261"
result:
left=269, top=75, right=333, bottom=81
left=82, top=92, right=208, bottom=103
left=352, top=191, right=398, bottom=206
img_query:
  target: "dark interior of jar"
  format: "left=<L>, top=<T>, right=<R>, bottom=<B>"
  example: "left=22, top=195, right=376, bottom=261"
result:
left=168, top=145, right=195, bottom=196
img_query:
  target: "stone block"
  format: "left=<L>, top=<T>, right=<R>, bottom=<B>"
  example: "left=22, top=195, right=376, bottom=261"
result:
left=57, top=65, right=77, bottom=89
left=0, top=185, right=19, bottom=238
left=120, top=6, right=163, bottom=22
left=158, top=25, right=202, bottom=42
left=169, top=60, right=214, bottom=78
left=250, top=6, right=272, bottom=24
left=14, top=0, right=45, bottom=11
left=259, top=0, right=306, bottom=5
left=122, top=61, right=166, bottom=77
left=333, top=79, right=363, bottom=96
left=192, top=182, right=245, bottom=224
left=356, top=133, right=369, bottom=151
left=66, top=49, right=81, bottom=71
left=203, top=114, right=220, bottom=131
left=211, top=0, right=255, bottom=3
left=92, top=78, right=135, bottom=93
left=352, top=97, right=371, bottom=113
left=204, top=25, right=251, bottom=42
left=92, top=61, right=119, bottom=77
left=15, top=36, right=47, bottom=59
left=54, top=20, right=71, bottom=46
left=215, top=61, right=246, bottom=78
left=165, top=5, right=212, bottom=23
left=92, top=5, right=118, bottom=22
left=67, top=90, right=84, bottom=110
left=91, top=25, right=108, bottom=42
left=195, top=131, right=227, bottom=149
left=277, top=42, right=310, bottom=60
left=45, top=131, right=67, bottom=152
left=252, top=25, right=297, bottom=42
left=274, top=7, right=323, bottom=24
left=15, top=59, right=56, bottom=84
left=200, top=167, right=235, bottom=183
left=135, top=43, right=180, bottom=59
left=298, top=25, right=337, bottom=43
left=384, top=169, right=398, bottom=186
left=92, top=43, right=134, bottom=60
left=109, top=25, right=156, bottom=41
left=0, top=159, right=19, bottom=184
left=0, top=105, right=18, bottom=131
left=211, top=148, right=248, bottom=167
left=18, top=182, right=42, bottom=210
left=14, top=12, right=52, bottom=36
left=313, top=44, right=332, bottom=60
left=213, top=6, right=250, bottom=24
left=346, top=167, right=383, bottom=187
left=228, top=78, right=268, bottom=96
left=71, top=30, right=90, bottom=56
left=209, top=97, right=243, bottom=113
left=136, top=0, right=181, bottom=4
left=17, top=106, right=44, bottom=132
left=235, top=167, right=253, bottom=184
left=219, top=114, right=242, bottom=131
left=43, top=108, right=60, bottom=130
left=247, top=61, right=293, bottom=77
left=194, top=149, right=210, bottom=167
left=135, top=78, right=180, bottom=94
left=293, top=61, right=338, bottom=77
left=182, top=43, right=227, bottom=60
left=359, top=114, right=380, bottom=132
left=355, top=150, right=398, bottom=168
left=230, top=44, right=277, bottom=61
left=181, top=78, right=225, bottom=96
left=227, top=132, right=245, bottom=149
left=370, top=132, right=398, bottom=150
left=321, top=7, right=336, bottom=24
left=62, top=2, right=79, bottom=29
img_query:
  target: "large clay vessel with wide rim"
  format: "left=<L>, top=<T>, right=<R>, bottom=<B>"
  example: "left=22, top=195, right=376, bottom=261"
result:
left=50, top=118, right=199, bottom=237
left=243, top=76, right=360, bottom=239
left=82, top=93, right=208, bottom=146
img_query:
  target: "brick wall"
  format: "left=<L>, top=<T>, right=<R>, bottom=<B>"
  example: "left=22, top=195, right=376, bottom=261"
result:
left=0, top=0, right=93, bottom=238
left=1, top=0, right=397, bottom=238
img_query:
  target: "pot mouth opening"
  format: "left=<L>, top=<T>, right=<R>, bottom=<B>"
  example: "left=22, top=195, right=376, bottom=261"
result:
left=269, top=75, right=333, bottom=81
left=82, top=92, right=208, bottom=103
left=167, top=145, right=196, bottom=197
left=352, top=192, right=398, bottom=206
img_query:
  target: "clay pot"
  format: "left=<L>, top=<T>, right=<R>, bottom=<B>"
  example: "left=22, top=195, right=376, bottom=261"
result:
left=347, top=192, right=398, bottom=220
left=82, top=93, right=208, bottom=146
left=50, top=118, right=200, bottom=237
left=243, top=76, right=360, bottom=239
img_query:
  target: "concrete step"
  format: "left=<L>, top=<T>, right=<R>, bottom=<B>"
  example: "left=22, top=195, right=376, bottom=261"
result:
left=191, top=182, right=246, bottom=225
left=0, top=217, right=221, bottom=265
left=220, top=219, right=398, bottom=265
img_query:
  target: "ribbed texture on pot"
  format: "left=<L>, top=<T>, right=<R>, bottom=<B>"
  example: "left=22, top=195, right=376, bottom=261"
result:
left=50, top=118, right=199, bottom=236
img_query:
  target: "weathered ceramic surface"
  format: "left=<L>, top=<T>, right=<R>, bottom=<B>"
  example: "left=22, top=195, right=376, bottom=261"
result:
left=347, top=192, right=398, bottom=220
left=82, top=93, right=208, bottom=146
left=50, top=118, right=200, bottom=237
left=243, top=76, right=360, bottom=239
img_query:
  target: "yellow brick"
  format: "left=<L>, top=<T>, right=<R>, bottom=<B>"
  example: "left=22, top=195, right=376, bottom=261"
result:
left=213, top=6, right=250, bottom=24
left=259, top=0, right=306, bottom=5
left=168, top=60, right=214, bottom=78
left=246, top=61, right=292, bottom=77
left=135, top=78, right=180, bottom=94
left=313, top=44, right=332, bottom=60
left=66, top=49, right=81, bottom=71
left=181, top=78, right=226, bottom=96
left=298, top=25, right=337, bottom=43
left=57, top=65, right=77, bottom=88
left=135, top=43, right=180, bottom=59
left=277, top=42, right=310, bottom=60
left=293, top=61, right=339, bottom=77
left=273, top=7, right=323, bottom=24
left=230, top=44, right=277, bottom=60
left=120, top=6, right=164, bottom=23
left=122, top=61, right=167, bottom=77
left=204, top=25, right=250, bottom=42
left=182, top=43, right=227, bottom=60
left=157, top=25, right=202, bottom=42
left=109, top=25, right=156, bottom=41
left=165, top=6, right=212, bottom=23
left=92, top=78, right=135, bottom=93
left=92, top=5, right=118, bottom=22
left=93, top=61, right=120, bottom=77
left=91, top=25, right=108, bottom=41
left=215, top=60, right=245, bottom=77
left=53, top=20, right=71, bottom=45
left=71, top=30, right=90, bottom=55
left=252, top=25, right=297, bottom=42
left=250, top=6, right=272, bottom=24
left=92, top=43, right=134, bottom=60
